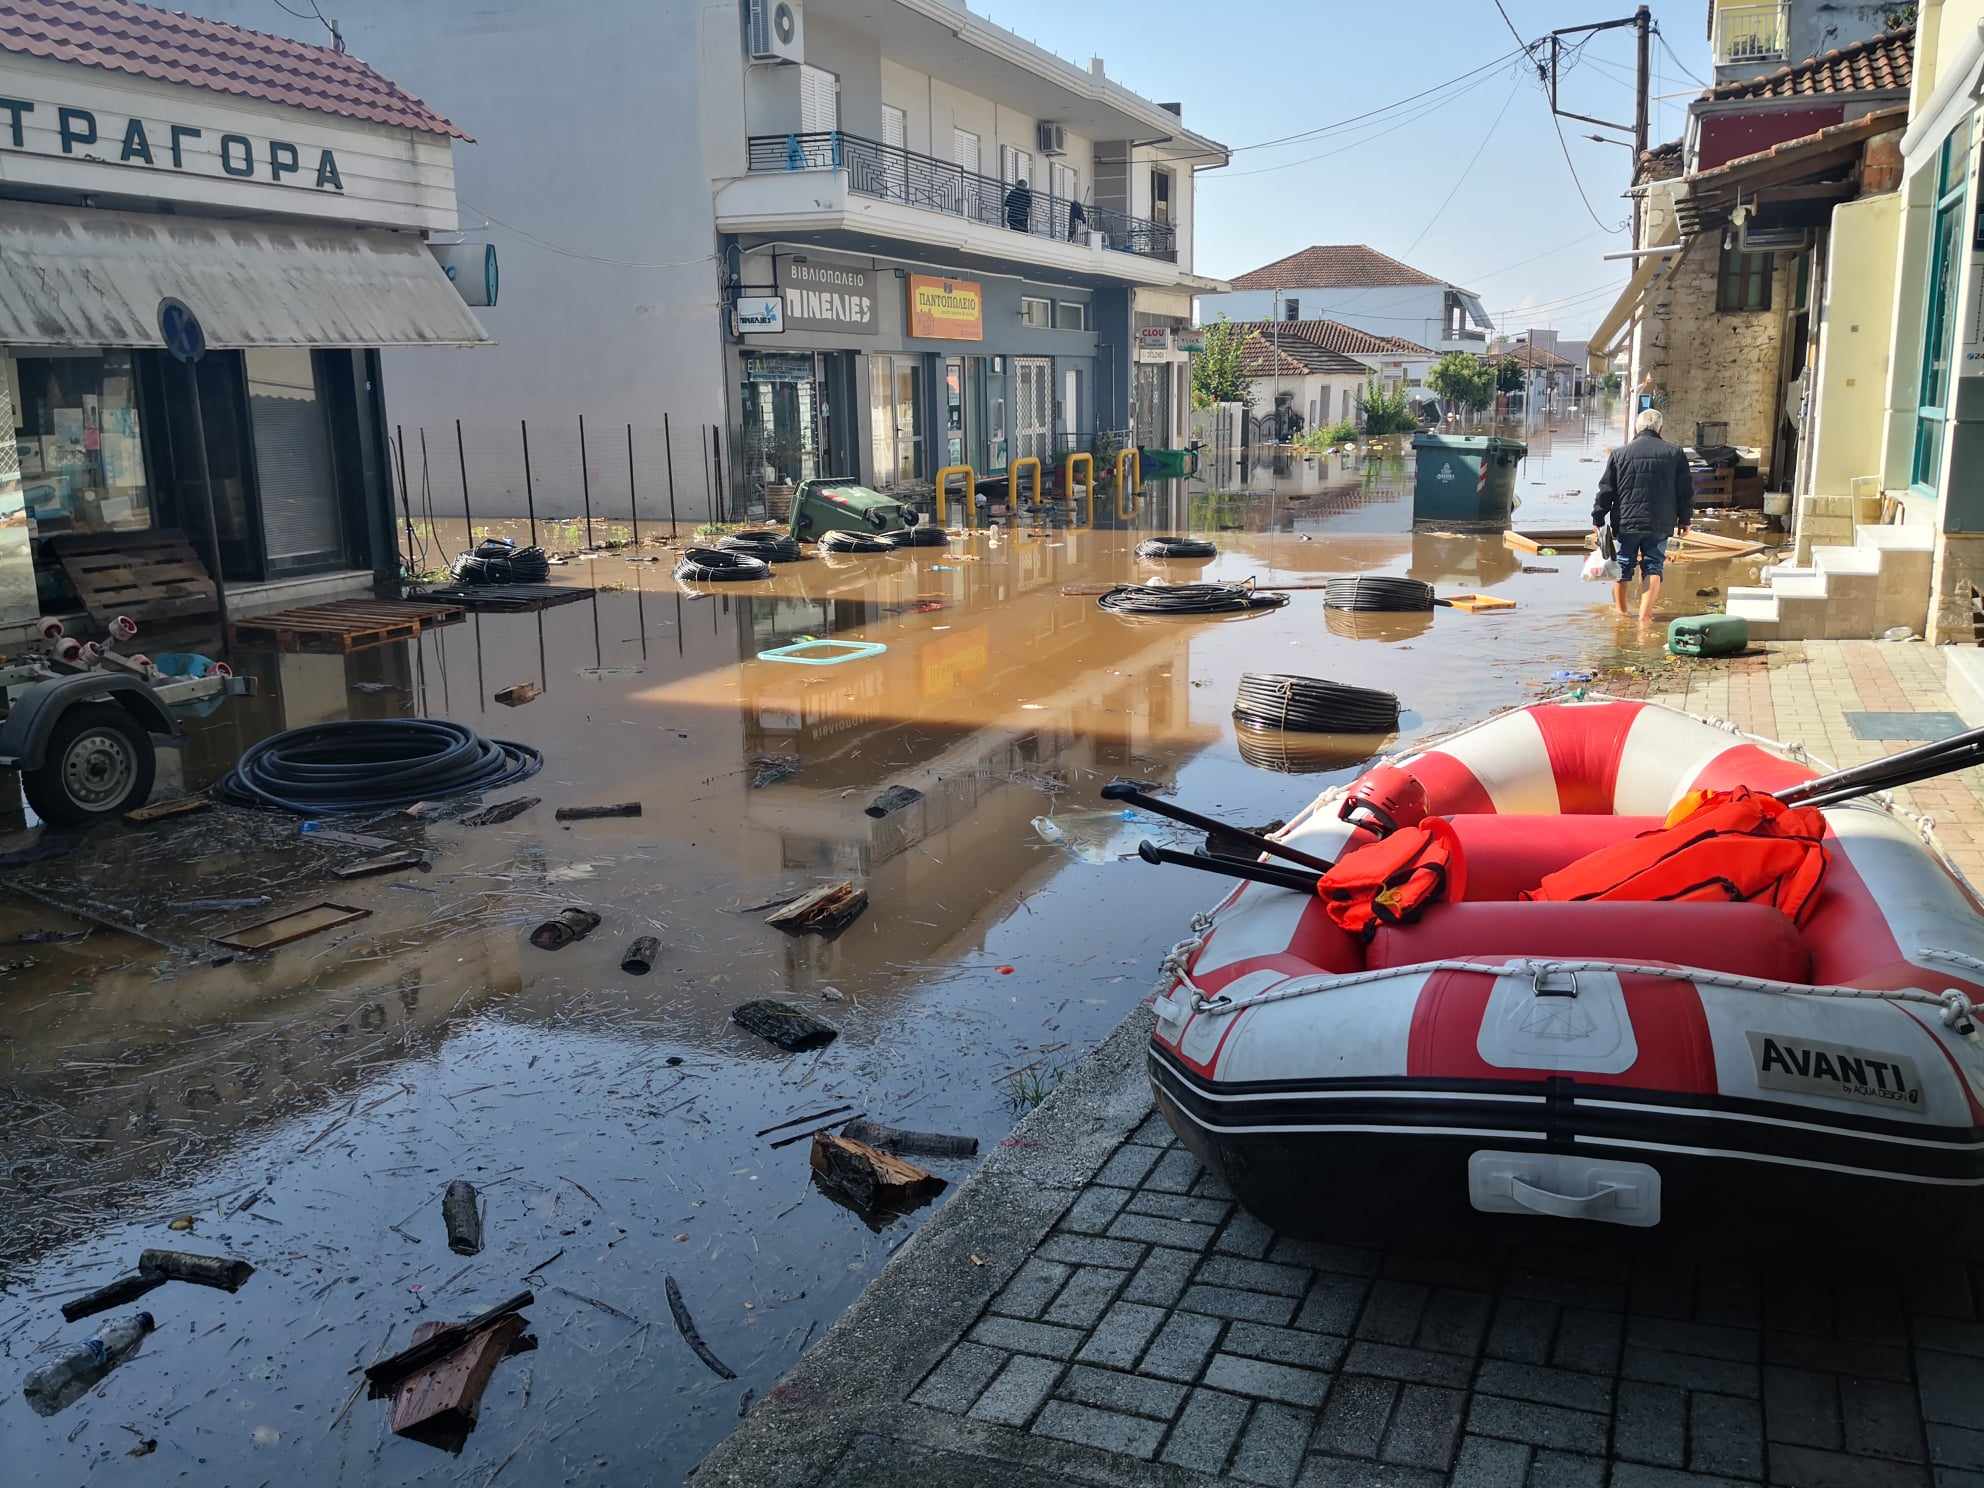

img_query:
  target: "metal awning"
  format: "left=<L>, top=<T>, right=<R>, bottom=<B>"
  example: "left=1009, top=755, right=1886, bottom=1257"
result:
left=1585, top=250, right=1673, bottom=370
left=0, top=200, right=491, bottom=350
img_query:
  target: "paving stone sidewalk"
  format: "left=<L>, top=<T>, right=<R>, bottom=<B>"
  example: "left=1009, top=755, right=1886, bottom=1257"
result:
left=694, top=641, right=1984, bottom=1488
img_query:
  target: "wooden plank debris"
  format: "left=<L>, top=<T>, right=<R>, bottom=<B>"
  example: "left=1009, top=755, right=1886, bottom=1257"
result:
left=124, top=796, right=212, bottom=824
left=211, top=903, right=369, bottom=953
left=60, top=1272, right=167, bottom=1323
left=1445, top=593, right=1518, bottom=613
left=366, top=1291, right=534, bottom=1397
left=137, top=1249, right=255, bottom=1291
left=809, top=1131, right=946, bottom=1211
left=388, top=1314, right=525, bottom=1450
left=664, top=1276, right=735, bottom=1380
left=554, top=802, right=642, bottom=821
left=730, top=999, right=837, bottom=1052
left=463, top=796, right=538, bottom=827
left=50, top=532, right=218, bottom=625
left=333, top=851, right=424, bottom=880
left=839, top=1119, right=979, bottom=1159
left=493, top=682, right=540, bottom=707
left=231, top=598, right=463, bottom=654
left=442, top=1180, right=482, bottom=1256
left=764, top=880, right=867, bottom=935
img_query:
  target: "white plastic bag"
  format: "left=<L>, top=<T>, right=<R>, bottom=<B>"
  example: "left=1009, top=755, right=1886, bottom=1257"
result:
left=1581, top=548, right=1621, bottom=583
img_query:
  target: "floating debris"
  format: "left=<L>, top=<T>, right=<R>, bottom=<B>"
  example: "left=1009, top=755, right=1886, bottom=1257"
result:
left=665, top=1277, right=734, bottom=1381
left=493, top=682, right=541, bottom=707
left=138, top=1249, right=255, bottom=1292
left=809, top=1130, right=945, bottom=1212
left=463, top=796, right=540, bottom=827
left=554, top=802, right=642, bottom=821
left=620, top=936, right=659, bottom=975
left=749, top=754, right=801, bottom=789
left=730, top=999, right=837, bottom=1052
left=529, top=907, right=601, bottom=951
left=764, top=881, right=866, bottom=935
left=212, top=903, right=370, bottom=953
left=59, top=1273, right=167, bottom=1323
left=839, top=1119, right=979, bottom=1159
left=442, top=1180, right=482, bottom=1256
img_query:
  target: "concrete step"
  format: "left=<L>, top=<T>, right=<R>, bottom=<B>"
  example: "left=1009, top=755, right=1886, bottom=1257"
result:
left=1814, top=544, right=1882, bottom=576
left=1856, top=522, right=1935, bottom=551
left=1725, top=586, right=1780, bottom=623
left=1771, top=569, right=1829, bottom=599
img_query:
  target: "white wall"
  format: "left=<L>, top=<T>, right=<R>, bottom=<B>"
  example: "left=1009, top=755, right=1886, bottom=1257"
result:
left=1199, top=283, right=1453, bottom=348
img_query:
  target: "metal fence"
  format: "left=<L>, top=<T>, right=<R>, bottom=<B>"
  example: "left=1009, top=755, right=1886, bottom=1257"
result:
left=747, top=132, right=1177, bottom=262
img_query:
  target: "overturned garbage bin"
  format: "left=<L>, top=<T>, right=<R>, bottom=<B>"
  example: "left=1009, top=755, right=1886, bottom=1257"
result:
left=1409, top=433, right=1527, bottom=523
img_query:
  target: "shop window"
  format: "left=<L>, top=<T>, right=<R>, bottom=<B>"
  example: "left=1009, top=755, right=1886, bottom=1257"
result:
left=1020, top=296, right=1053, bottom=330
left=8, top=349, right=152, bottom=539
left=247, top=349, right=344, bottom=570
left=1716, top=242, right=1773, bottom=312
left=1914, top=129, right=1971, bottom=496
left=1054, top=301, right=1086, bottom=331
left=867, top=355, right=921, bottom=489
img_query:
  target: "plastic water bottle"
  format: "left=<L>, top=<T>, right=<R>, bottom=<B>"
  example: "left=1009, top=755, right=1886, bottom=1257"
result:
left=22, top=1312, right=154, bottom=1417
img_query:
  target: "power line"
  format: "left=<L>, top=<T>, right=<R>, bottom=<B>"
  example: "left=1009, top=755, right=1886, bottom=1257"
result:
left=1206, top=66, right=1514, bottom=180
left=1398, top=80, right=1523, bottom=258
left=1653, top=24, right=1708, bottom=87
left=461, top=202, right=717, bottom=271
left=1550, top=107, right=1623, bottom=232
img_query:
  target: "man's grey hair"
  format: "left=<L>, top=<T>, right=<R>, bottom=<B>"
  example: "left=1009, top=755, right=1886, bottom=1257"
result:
left=1635, top=408, right=1665, bottom=435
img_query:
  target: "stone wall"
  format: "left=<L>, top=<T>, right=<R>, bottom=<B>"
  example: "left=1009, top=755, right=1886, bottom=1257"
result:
left=1792, top=491, right=1884, bottom=564
left=1929, top=533, right=1984, bottom=644
left=1638, top=246, right=1791, bottom=469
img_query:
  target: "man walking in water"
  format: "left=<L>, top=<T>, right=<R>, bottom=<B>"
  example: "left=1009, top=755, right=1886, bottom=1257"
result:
left=1593, top=408, right=1693, bottom=623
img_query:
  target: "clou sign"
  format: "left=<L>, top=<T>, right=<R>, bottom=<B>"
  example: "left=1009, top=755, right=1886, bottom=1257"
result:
left=0, top=96, right=344, bottom=192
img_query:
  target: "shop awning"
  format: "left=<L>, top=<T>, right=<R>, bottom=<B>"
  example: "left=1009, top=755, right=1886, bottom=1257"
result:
left=0, top=200, right=490, bottom=351
left=1585, top=250, right=1673, bottom=371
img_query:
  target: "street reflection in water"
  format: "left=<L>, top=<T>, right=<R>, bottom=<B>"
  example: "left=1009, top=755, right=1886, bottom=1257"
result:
left=0, top=411, right=1769, bottom=1482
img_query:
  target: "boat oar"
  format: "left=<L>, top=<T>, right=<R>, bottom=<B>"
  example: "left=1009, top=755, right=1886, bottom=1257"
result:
left=1137, top=840, right=1322, bottom=893
left=1103, top=782, right=1335, bottom=873
left=1777, top=725, right=1984, bottom=811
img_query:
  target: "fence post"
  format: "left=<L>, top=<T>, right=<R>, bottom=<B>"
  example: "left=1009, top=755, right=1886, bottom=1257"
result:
left=701, top=423, right=713, bottom=527
left=579, top=412, right=593, bottom=550
left=627, top=422, right=640, bottom=549
left=664, top=411, right=679, bottom=539
left=395, top=424, right=416, bottom=572
left=711, top=423, right=725, bottom=526
left=521, top=418, right=537, bottom=549
left=456, top=418, right=473, bottom=539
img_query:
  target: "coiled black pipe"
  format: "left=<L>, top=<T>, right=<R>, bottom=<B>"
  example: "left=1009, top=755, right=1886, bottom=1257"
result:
left=217, top=719, right=542, bottom=815
left=451, top=538, right=550, bottom=585
left=1136, top=536, right=1217, bottom=559
left=675, top=547, right=771, bottom=582
left=1323, top=575, right=1439, bottom=612
left=718, top=530, right=805, bottom=563
left=1233, top=672, right=1401, bottom=733
left=821, top=528, right=892, bottom=554
left=882, top=526, right=950, bottom=548
left=1324, top=607, right=1436, bottom=642
left=1097, top=581, right=1289, bottom=617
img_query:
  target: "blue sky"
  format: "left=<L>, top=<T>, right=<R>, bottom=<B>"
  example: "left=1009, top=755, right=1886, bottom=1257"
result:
left=978, top=0, right=1713, bottom=338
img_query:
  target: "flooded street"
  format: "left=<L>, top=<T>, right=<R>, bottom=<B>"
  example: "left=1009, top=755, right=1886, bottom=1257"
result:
left=0, top=411, right=1775, bottom=1482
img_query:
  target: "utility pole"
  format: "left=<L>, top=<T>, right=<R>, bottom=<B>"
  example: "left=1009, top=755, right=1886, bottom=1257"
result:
left=1549, top=6, right=1653, bottom=243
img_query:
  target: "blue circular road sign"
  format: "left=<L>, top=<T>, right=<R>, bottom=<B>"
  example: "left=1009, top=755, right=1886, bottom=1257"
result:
left=157, top=297, right=206, bottom=364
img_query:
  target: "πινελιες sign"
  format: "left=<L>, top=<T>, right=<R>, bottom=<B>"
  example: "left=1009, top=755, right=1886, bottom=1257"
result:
left=779, top=261, right=878, bottom=335
left=907, top=275, right=983, bottom=341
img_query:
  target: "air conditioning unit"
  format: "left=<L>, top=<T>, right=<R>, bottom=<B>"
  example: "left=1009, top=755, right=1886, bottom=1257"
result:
left=1737, top=222, right=1809, bottom=253
left=1036, top=121, right=1067, bottom=156
left=746, top=0, right=804, bottom=63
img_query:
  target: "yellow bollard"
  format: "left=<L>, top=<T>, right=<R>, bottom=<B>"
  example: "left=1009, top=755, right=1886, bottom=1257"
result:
left=1009, top=456, right=1043, bottom=518
left=933, top=464, right=975, bottom=530
left=1114, top=448, right=1141, bottom=522
left=1063, top=452, right=1095, bottom=531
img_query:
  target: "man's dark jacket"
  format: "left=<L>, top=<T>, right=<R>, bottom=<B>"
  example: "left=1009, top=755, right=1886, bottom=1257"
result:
left=1593, top=430, right=1693, bottom=534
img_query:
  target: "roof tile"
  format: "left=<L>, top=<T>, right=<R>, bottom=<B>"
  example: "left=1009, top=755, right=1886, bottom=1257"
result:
left=1228, top=244, right=1463, bottom=293
left=0, top=0, right=467, bottom=138
left=1703, top=24, right=1913, bottom=103
left=1238, top=329, right=1370, bottom=377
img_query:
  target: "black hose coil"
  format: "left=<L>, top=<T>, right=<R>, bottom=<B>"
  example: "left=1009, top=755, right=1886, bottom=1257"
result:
left=882, top=526, right=950, bottom=548
left=1323, top=575, right=1438, bottom=612
left=1097, top=581, right=1289, bottom=617
left=675, top=547, right=771, bottom=582
left=1136, top=536, right=1217, bottom=560
left=1237, top=729, right=1395, bottom=775
left=451, top=538, right=550, bottom=585
left=217, top=719, right=542, bottom=815
left=718, top=530, right=805, bottom=563
left=821, top=528, right=892, bottom=553
left=1233, top=672, right=1401, bottom=733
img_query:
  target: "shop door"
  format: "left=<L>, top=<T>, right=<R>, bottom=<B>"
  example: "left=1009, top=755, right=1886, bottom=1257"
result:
left=1133, top=362, right=1171, bottom=448
left=247, top=349, right=347, bottom=574
left=1013, top=356, right=1051, bottom=465
left=739, top=351, right=822, bottom=516
left=943, top=357, right=970, bottom=468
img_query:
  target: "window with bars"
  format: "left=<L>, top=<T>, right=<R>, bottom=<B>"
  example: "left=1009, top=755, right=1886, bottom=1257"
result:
left=1716, top=242, right=1773, bottom=312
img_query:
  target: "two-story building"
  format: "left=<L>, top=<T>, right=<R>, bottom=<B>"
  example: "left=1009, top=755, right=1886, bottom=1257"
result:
left=0, top=0, right=486, bottom=642
left=1195, top=245, right=1493, bottom=354
left=188, top=0, right=1229, bottom=523
left=1710, top=0, right=1916, bottom=87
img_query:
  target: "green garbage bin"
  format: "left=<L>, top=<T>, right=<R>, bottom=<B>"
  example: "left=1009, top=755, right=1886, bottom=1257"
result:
left=1409, top=434, right=1527, bottom=523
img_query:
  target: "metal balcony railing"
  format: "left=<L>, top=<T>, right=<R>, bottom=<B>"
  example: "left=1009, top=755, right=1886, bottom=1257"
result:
left=747, top=132, right=1178, bottom=263
left=1713, top=1, right=1790, bottom=64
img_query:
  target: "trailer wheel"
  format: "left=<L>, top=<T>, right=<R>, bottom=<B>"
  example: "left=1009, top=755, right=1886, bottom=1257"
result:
left=22, top=703, right=156, bottom=826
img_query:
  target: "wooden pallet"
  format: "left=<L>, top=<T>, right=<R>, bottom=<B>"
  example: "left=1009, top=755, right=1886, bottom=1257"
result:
left=231, top=598, right=464, bottom=653
left=49, top=532, right=218, bottom=626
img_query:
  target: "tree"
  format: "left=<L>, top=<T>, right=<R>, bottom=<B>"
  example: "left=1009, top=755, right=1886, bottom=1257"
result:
left=1191, top=320, right=1253, bottom=408
left=1494, top=355, right=1525, bottom=393
left=1427, top=352, right=1495, bottom=413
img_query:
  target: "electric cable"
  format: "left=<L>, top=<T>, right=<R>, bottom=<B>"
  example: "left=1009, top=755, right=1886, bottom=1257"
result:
left=1323, top=575, right=1440, bottom=612
left=1097, top=580, right=1290, bottom=617
left=1233, top=673, right=1402, bottom=734
left=674, top=547, right=772, bottom=582
left=1136, top=537, right=1218, bottom=559
left=882, top=525, right=950, bottom=548
left=820, top=528, right=892, bottom=553
left=217, top=719, right=542, bottom=815
left=718, top=530, right=805, bottom=563
left=450, top=537, right=550, bottom=585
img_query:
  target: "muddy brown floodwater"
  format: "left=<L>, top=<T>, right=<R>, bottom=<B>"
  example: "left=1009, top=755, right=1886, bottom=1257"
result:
left=0, top=410, right=1775, bottom=1483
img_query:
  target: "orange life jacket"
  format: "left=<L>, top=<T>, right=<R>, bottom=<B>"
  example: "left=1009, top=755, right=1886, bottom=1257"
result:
left=1316, top=817, right=1465, bottom=939
left=1523, top=787, right=1829, bottom=925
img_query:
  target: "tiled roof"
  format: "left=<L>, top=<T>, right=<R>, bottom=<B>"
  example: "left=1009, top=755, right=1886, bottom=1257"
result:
left=0, top=0, right=468, bottom=138
left=1228, top=244, right=1459, bottom=292
left=1703, top=25, right=1913, bottom=103
left=1256, top=318, right=1433, bottom=358
left=1238, top=329, right=1370, bottom=378
left=1485, top=341, right=1576, bottom=369
left=1636, top=139, right=1684, bottom=184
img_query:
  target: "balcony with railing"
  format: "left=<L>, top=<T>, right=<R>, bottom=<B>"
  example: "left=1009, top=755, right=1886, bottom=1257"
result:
left=745, top=132, right=1178, bottom=264
left=1713, top=1, right=1790, bottom=65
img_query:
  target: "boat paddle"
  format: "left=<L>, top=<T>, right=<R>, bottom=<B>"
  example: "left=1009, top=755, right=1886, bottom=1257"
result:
left=1774, top=724, right=1984, bottom=811
left=1101, top=782, right=1334, bottom=872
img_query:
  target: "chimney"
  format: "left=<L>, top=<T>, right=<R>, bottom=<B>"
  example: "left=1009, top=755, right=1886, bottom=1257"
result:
left=1863, top=131, right=1903, bottom=193
left=1159, top=102, right=1182, bottom=116
left=1090, top=56, right=1106, bottom=78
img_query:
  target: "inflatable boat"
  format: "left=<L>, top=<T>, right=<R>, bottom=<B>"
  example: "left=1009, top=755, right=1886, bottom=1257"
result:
left=1147, top=697, right=1984, bottom=1239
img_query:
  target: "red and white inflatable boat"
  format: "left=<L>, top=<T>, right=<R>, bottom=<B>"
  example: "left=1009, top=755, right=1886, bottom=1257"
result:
left=1149, top=697, right=1984, bottom=1239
